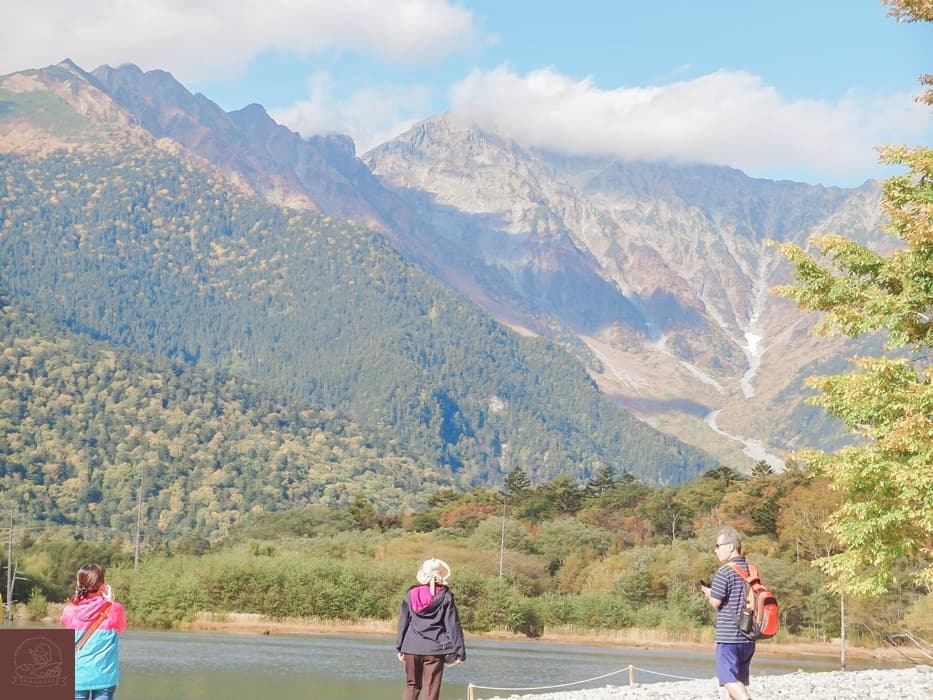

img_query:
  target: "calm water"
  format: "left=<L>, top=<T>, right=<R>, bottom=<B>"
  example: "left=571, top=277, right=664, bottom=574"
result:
left=113, top=630, right=894, bottom=700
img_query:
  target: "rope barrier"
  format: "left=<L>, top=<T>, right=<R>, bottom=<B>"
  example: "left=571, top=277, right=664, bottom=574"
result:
left=467, top=663, right=704, bottom=699
left=469, top=664, right=633, bottom=692
left=628, top=665, right=700, bottom=681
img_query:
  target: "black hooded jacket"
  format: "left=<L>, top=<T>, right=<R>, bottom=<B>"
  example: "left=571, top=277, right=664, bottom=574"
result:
left=396, top=584, right=466, bottom=660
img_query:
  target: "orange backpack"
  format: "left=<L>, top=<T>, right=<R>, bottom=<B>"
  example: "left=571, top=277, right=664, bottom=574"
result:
left=728, top=562, right=779, bottom=640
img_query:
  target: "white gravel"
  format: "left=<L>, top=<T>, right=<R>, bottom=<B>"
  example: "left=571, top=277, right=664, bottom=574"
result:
left=476, top=665, right=933, bottom=700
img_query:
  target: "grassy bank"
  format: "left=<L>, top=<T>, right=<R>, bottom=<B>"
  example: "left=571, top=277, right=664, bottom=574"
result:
left=29, top=601, right=909, bottom=665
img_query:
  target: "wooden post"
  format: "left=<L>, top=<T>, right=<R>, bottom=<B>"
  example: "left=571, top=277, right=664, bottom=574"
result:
left=468, top=683, right=475, bottom=700
left=628, top=664, right=635, bottom=685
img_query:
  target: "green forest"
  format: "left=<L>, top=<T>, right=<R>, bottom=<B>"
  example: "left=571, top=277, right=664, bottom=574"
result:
left=0, top=291, right=714, bottom=541
left=0, top=145, right=714, bottom=494
left=0, top=297, right=454, bottom=533
left=7, top=465, right=931, bottom=647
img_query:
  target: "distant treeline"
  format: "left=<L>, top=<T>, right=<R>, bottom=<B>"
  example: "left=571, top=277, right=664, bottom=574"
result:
left=11, top=467, right=931, bottom=645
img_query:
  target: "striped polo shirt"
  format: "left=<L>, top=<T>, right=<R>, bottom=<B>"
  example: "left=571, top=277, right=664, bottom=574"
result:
left=710, top=556, right=754, bottom=644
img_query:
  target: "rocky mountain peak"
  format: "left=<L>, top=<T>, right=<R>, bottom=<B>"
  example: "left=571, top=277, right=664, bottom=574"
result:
left=0, top=58, right=887, bottom=469
left=0, top=61, right=145, bottom=153
left=364, top=113, right=885, bottom=468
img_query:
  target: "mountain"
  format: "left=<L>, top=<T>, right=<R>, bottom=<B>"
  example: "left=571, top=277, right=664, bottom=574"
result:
left=0, top=60, right=144, bottom=149
left=90, top=63, right=404, bottom=232
left=2, top=58, right=883, bottom=480
left=0, top=59, right=716, bottom=521
left=75, top=63, right=882, bottom=467
left=363, top=115, right=885, bottom=465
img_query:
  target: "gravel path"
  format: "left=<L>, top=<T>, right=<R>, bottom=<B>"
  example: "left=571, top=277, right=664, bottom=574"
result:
left=476, top=665, right=933, bottom=700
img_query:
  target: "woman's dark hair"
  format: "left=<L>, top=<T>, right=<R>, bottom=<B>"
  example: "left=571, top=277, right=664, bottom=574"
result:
left=71, top=563, right=105, bottom=604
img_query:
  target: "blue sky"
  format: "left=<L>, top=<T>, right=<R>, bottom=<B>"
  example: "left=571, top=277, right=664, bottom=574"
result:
left=3, top=1, right=930, bottom=185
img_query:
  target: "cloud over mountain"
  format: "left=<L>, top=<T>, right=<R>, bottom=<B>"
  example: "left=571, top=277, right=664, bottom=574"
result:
left=449, top=66, right=930, bottom=185
left=270, top=71, right=433, bottom=155
left=2, top=2, right=927, bottom=186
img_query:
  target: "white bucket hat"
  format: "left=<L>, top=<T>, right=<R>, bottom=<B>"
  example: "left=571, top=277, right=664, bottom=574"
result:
left=416, top=558, right=451, bottom=592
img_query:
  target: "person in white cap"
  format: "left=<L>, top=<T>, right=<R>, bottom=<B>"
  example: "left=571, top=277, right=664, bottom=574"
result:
left=396, top=558, right=466, bottom=700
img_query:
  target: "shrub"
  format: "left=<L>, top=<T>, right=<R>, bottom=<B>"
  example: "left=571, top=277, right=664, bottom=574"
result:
left=533, top=593, right=634, bottom=630
left=439, top=503, right=500, bottom=534
left=411, top=513, right=440, bottom=532
left=124, top=562, right=207, bottom=627
left=574, top=594, right=634, bottom=628
left=610, top=549, right=654, bottom=604
left=534, top=519, right=612, bottom=572
left=535, top=594, right=578, bottom=625
left=26, top=588, right=48, bottom=620
left=469, top=517, right=534, bottom=553
left=453, top=573, right=528, bottom=634
left=631, top=601, right=666, bottom=628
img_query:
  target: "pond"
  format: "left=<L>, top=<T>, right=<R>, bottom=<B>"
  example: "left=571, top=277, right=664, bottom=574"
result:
left=115, top=630, right=893, bottom=699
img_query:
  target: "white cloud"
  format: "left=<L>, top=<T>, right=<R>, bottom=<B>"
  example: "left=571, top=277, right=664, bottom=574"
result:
left=449, top=66, right=931, bottom=184
left=0, top=0, right=476, bottom=83
left=271, top=72, right=433, bottom=154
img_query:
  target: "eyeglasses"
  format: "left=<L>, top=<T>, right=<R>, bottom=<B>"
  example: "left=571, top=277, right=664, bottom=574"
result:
left=713, top=542, right=730, bottom=551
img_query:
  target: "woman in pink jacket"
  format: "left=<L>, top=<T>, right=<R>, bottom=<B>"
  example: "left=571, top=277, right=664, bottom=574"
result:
left=60, top=563, right=128, bottom=700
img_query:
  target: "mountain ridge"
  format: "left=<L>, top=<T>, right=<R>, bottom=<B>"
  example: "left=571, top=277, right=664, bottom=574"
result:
left=364, top=114, right=884, bottom=466
left=1, top=75, right=717, bottom=516
left=1, top=59, right=882, bottom=470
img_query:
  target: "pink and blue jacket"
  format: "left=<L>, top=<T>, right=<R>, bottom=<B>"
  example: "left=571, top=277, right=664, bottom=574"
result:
left=60, top=594, right=128, bottom=691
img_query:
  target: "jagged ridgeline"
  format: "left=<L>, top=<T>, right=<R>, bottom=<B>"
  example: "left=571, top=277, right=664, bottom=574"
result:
left=0, top=144, right=715, bottom=531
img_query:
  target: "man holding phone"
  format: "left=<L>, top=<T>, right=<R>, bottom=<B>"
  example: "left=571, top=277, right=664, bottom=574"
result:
left=699, top=526, right=755, bottom=700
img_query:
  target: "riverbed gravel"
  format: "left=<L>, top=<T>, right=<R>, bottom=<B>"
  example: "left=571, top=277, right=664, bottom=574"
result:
left=476, top=665, right=933, bottom=700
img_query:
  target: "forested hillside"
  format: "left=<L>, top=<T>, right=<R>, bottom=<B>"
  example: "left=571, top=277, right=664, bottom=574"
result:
left=0, top=143, right=715, bottom=527
left=0, top=297, right=454, bottom=540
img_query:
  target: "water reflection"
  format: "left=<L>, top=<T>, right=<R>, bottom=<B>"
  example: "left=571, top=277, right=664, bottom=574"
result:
left=118, top=630, right=890, bottom=700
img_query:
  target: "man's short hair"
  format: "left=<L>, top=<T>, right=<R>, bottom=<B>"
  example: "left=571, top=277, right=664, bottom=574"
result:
left=717, top=526, right=742, bottom=553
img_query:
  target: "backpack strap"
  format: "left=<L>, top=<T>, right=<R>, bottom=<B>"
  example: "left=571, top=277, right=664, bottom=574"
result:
left=727, top=562, right=759, bottom=583
left=75, top=602, right=113, bottom=651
